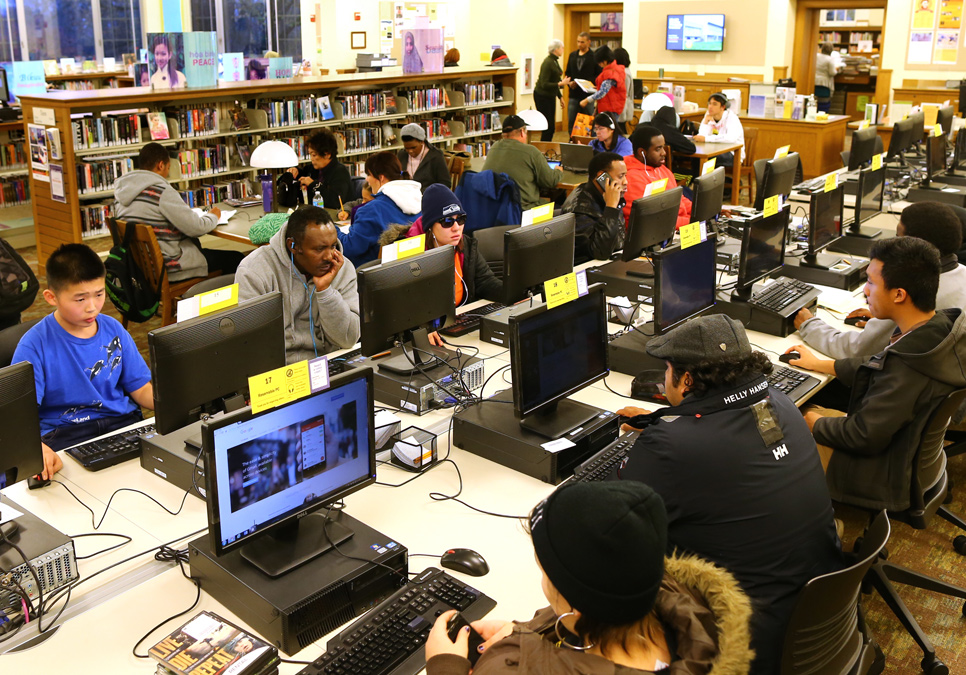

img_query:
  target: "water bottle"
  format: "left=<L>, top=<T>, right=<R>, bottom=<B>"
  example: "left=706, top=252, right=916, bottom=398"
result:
left=312, top=189, right=324, bottom=209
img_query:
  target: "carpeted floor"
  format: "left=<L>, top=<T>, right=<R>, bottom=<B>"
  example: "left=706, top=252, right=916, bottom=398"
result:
left=11, top=235, right=966, bottom=674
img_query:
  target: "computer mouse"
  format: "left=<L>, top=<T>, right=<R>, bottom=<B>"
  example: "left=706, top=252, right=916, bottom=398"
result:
left=844, top=316, right=864, bottom=327
left=779, top=350, right=800, bottom=364
left=27, top=475, right=50, bottom=490
left=440, top=548, right=489, bottom=577
left=631, top=370, right=667, bottom=403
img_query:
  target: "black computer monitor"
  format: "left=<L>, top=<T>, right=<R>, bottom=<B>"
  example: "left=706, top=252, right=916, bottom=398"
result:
left=202, top=367, right=376, bottom=577
left=753, top=152, right=799, bottom=210
left=0, top=362, right=44, bottom=538
left=802, top=185, right=844, bottom=269
left=622, top=187, right=682, bottom=263
left=653, top=238, right=717, bottom=334
left=954, top=128, right=966, bottom=171
left=848, top=126, right=878, bottom=171
left=690, top=167, right=726, bottom=224
left=886, top=116, right=919, bottom=162
left=149, top=292, right=286, bottom=436
left=358, top=245, right=456, bottom=374
left=509, top=284, right=608, bottom=439
left=0, top=68, right=9, bottom=105
left=937, top=106, right=955, bottom=136
left=504, top=213, right=576, bottom=303
left=734, top=206, right=789, bottom=300
left=924, top=132, right=948, bottom=187
left=853, top=165, right=884, bottom=230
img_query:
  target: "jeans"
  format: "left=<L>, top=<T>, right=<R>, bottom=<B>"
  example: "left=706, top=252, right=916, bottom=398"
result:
left=43, top=409, right=144, bottom=451
left=533, top=93, right=558, bottom=142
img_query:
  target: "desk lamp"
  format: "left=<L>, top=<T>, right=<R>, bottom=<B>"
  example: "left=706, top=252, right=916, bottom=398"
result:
left=517, top=108, right=547, bottom=141
left=250, top=140, right=299, bottom=213
left=640, top=92, right=675, bottom=124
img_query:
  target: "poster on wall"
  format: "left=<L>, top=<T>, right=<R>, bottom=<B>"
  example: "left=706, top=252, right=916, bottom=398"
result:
left=521, top=54, right=534, bottom=94
left=939, top=0, right=963, bottom=29
left=183, top=32, right=218, bottom=88
left=908, top=30, right=935, bottom=62
left=403, top=29, right=443, bottom=74
left=934, top=29, right=959, bottom=62
left=147, top=33, right=186, bottom=89
left=913, top=0, right=938, bottom=30
left=600, top=12, right=623, bottom=32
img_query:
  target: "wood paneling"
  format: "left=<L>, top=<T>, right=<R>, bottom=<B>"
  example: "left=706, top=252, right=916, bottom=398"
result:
left=742, top=115, right=850, bottom=178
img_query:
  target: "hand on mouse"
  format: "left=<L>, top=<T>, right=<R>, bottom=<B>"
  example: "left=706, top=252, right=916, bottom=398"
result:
left=41, top=442, right=62, bottom=480
left=425, top=611, right=470, bottom=660
left=783, top=345, right=836, bottom=375
left=846, top=308, right=872, bottom=328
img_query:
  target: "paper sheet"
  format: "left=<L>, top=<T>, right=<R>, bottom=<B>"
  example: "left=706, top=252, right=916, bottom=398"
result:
left=191, top=208, right=236, bottom=224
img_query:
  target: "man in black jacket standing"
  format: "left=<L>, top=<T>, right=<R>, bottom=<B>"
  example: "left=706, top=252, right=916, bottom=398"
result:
left=612, top=314, right=842, bottom=675
left=564, top=32, right=602, bottom=136
left=561, top=151, right=626, bottom=263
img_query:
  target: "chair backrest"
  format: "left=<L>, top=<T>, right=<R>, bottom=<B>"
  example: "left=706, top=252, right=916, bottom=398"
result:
left=449, top=158, right=464, bottom=191
left=181, top=274, right=235, bottom=299
left=471, top=225, right=515, bottom=277
left=753, top=158, right=769, bottom=191
left=840, top=150, right=850, bottom=168
left=780, top=511, right=890, bottom=675
left=0, top=317, right=41, bottom=368
left=571, top=134, right=593, bottom=146
left=350, top=176, right=366, bottom=200
left=531, top=141, right=561, bottom=159
left=742, top=127, right=758, bottom=168
left=110, top=219, right=166, bottom=294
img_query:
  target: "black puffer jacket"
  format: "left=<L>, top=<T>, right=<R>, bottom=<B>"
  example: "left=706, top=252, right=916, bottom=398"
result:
left=560, top=183, right=625, bottom=264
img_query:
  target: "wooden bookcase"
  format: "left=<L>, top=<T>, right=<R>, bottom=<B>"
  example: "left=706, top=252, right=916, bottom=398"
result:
left=46, top=71, right=134, bottom=91
left=18, top=67, right=517, bottom=264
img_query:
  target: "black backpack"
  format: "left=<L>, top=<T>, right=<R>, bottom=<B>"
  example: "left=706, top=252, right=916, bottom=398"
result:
left=105, top=222, right=162, bottom=323
left=0, top=237, right=39, bottom=320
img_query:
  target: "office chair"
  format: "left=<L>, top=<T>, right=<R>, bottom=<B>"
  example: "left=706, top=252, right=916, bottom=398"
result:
left=861, top=388, right=966, bottom=674
left=471, top=225, right=514, bottom=278
left=780, top=511, right=889, bottom=675
left=350, top=175, right=366, bottom=200
left=0, top=318, right=40, bottom=368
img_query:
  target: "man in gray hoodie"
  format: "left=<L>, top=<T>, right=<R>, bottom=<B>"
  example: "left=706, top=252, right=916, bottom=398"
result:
left=235, top=206, right=359, bottom=364
left=114, top=143, right=243, bottom=281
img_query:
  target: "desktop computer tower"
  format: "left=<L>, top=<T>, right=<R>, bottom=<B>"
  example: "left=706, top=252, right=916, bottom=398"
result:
left=140, top=421, right=208, bottom=500
left=585, top=262, right=655, bottom=305
left=0, top=497, right=78, bottom=606
left=906, top=184, right=966, bottom=207
left=452, top=390, right=620, bottom=484
left=780, top=254, right=868, bottom=291
left=188, top=512, right=408, bottom=655
left=347, top=354, right=484, bottom=414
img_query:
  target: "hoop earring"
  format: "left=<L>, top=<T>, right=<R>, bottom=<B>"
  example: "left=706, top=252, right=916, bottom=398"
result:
left=554, top=612, right=595, bottom=651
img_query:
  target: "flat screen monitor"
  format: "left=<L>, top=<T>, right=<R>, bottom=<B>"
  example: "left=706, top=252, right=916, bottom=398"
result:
left=955, top=127, right=966, bottom=171
left=358, top=245, right=456, bottom=374
left=808, top=185, right=844, bottom=255
left=886, top=116, right=919, bottom=161
left=504, top=214, right=576, bottom=303
left=690, top=167, right=726, bottom=224
left=0, top=68, right=9, bottom=105
left=622, top=187, right=682, bottom=263
left=509, top=284, right=608, bottom=439
left=938, top=105, right=954, bottom=136
left=754, top=152, right=799, bottom=211
left=0, top=362, right=43, bottom=539
left=653, top=238, right=717, bottom=334
left=736, top=206, right=789, bottom=293
left=925, top=132, right=948, bottom=185
left=848, top=126, right=878, bottom=171
left=666, top=14, right=725, bottom=52
left=203, top=367, right=376, bottom=577
left=149, top=292, right=286, bottom=436
left=853, top=166, right=884, bottom=228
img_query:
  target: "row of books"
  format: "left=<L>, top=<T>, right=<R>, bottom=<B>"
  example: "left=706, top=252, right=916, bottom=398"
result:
left=80, top=202, right=114, bottom=239
left=462, top=82, right=496, bottom=105
left=72, top=113, right=143, bottom=150
left=277, top=137, right=308, bottom=162
left=420, top=117, right=452, bottom=141
left=337, top=90, right=394, bottom=119
left=176, top=145, right=230, bottom=178
left=51, top=79, right=120, bottom=91
left=0, top=177, right=29, bottom=207
left=456, top=140, right=495, bottom=158
left=400, top=85, right=449, bottom=112
left=258, top=96, right=335, bottom=128
left=339, top=126, right=385, bottom=154
left=178, top=178, right=254, bottom=209
left=77, top=156, right=135, bottom=194
left=463, top=111, right=502, bottom=135
left=819, top=31, right=880, bottom=44
left=168, top=106, right=220, bottom=137
left=0, top=141, right=26, bottom=170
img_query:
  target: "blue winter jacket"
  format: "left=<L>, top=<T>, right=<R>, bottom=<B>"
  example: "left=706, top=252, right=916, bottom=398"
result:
left=454, top=170, right=523, bottom=233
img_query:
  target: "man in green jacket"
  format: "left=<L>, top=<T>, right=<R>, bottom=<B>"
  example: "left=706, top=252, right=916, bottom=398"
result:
left=482, top=115, right=562, bottom=210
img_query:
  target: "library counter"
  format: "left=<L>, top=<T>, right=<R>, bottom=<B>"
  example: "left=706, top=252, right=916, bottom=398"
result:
left=741, top=115, right=850, bottom=179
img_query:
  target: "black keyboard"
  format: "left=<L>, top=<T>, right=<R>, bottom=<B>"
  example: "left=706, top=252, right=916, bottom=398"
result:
left=767, top=364, right=822, bottom=403
left=439, top=302, right=507, bottom=338
left=748, top=277, right=818, bottom=314
left=296, top=567, right=496, bottom=675
left=328, top=347, right=364, bottom=377
left=65, top=422, right=156, bottom=471
left=571, top=431, right=637, bottom=483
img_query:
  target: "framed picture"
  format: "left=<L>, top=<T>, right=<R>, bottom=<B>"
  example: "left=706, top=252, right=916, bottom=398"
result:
left=600, top=12, right=623, bottom=32
left=351, top=32, right=367, bottom=50
left=521, top=54, right=534, bottom=94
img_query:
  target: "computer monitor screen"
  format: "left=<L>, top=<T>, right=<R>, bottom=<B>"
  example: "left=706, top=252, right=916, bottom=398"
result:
left=690, top=167, right=726, bottom=224
left=509, top=284, right=608, bottom=436
left=887, top=116, right=919, bottom=160
left=203, top=367, right=376, bottom=577
left=938, top=106, right=954, bottom=136
left=0, top=68, right=9, bottom=106
left=737, top=207, right=789, bottom=290
left=654, top=238, right=717, bottom=334
left=854, top=166, right=884, bottom=227
left=666, top=14, right=725, bottom=52
left=0, top=362, right=43, bottom=489
left=848, top=127, right=878, bottom=171
left=955, top=128, right=966, bottom=171
left=622, top=187, right=682, bottom=261
left=504, top=214, right=575, bottom=303
left=926, top=132, right=947, bottom=182
left=149, top=292, right=286, bottom=436
left=809, top=186, right=844, bottom=255
left=358, top=245, right=455, bottom=356
left=754, top=153, right=799, bottom=210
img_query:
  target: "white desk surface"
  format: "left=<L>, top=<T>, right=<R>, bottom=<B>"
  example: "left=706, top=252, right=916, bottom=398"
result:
left=0, top=260, right=865, bottom=673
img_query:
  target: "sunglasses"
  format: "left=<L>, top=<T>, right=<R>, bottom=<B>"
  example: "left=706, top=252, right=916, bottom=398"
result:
left=438, top=215, right=466, bottom=228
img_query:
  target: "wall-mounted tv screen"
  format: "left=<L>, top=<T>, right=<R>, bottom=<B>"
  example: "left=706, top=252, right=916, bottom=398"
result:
left=666, top=14, right=725, bottom=52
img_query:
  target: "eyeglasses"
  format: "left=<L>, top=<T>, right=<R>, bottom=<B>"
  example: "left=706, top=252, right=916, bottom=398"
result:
left=438, top=215, right=466, bottom=228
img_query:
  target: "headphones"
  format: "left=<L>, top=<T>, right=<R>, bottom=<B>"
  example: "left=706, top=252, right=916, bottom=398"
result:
left=289, top=240, right=296, bottom=251
left=709, top=92, right=729, bottom=110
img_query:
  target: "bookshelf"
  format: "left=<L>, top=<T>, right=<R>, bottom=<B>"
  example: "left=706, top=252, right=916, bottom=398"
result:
left=46, top=71, right=133, bottom=91
left=818, top=28, right=882, bottom=56
left=18, top=67, right=517, bottom=263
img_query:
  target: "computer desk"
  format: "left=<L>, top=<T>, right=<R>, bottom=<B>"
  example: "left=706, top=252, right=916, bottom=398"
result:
left=467, top=156, right=584, bottom=196
left=211, top=205, right=352, bottom=246
left=667, top=140, right=744, bottom=205
left=1, top=266, right=858, bottom=673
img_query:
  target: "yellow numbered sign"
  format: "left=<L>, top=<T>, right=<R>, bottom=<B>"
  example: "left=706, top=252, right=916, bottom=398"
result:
left=763, top=195, right=780, bottom=218
left=249, top=361, right=311, bottom=414
left=544, top=272, right=579, bottom=309
left=824, top=173, right=838, bottom=192
left=679, top=222, right=706, bottom=249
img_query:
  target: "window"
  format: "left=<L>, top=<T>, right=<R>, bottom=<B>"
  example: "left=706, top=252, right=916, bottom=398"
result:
left=191, top=0, right=301, bottom=60
left=22, top=0, right=96, bottom=61
left=223, top=0, right=268, bottom=57
left=272, top=0, right=301, bottom=62
left=99, top=0, right=142, bottom=59
left=0, top=0, right=21, bottom=62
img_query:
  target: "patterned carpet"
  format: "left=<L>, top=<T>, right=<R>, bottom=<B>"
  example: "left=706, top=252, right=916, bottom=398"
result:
left=12, top=239, right=966, bottom=674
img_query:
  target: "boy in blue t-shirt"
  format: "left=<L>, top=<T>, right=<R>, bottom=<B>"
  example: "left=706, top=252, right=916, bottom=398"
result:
left=12, top=243, right=154, bottom=479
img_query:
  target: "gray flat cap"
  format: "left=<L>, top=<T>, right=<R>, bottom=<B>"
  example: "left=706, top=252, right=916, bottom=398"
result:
left=645, top=314, right=751, bottom=363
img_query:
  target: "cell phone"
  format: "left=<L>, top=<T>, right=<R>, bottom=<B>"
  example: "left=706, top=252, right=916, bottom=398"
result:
left=595, top=172, right=611, bottom=190
left=447, top=613, right=485, bottom=666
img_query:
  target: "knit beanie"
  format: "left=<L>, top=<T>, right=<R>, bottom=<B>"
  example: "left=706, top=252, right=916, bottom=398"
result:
left=529, top=481, right=667, bottom=625
left=421, top=184, right=466, bottom=228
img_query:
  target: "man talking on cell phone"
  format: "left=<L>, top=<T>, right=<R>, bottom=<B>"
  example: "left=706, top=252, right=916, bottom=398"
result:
left=560, top=151, right=627, bottom=264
